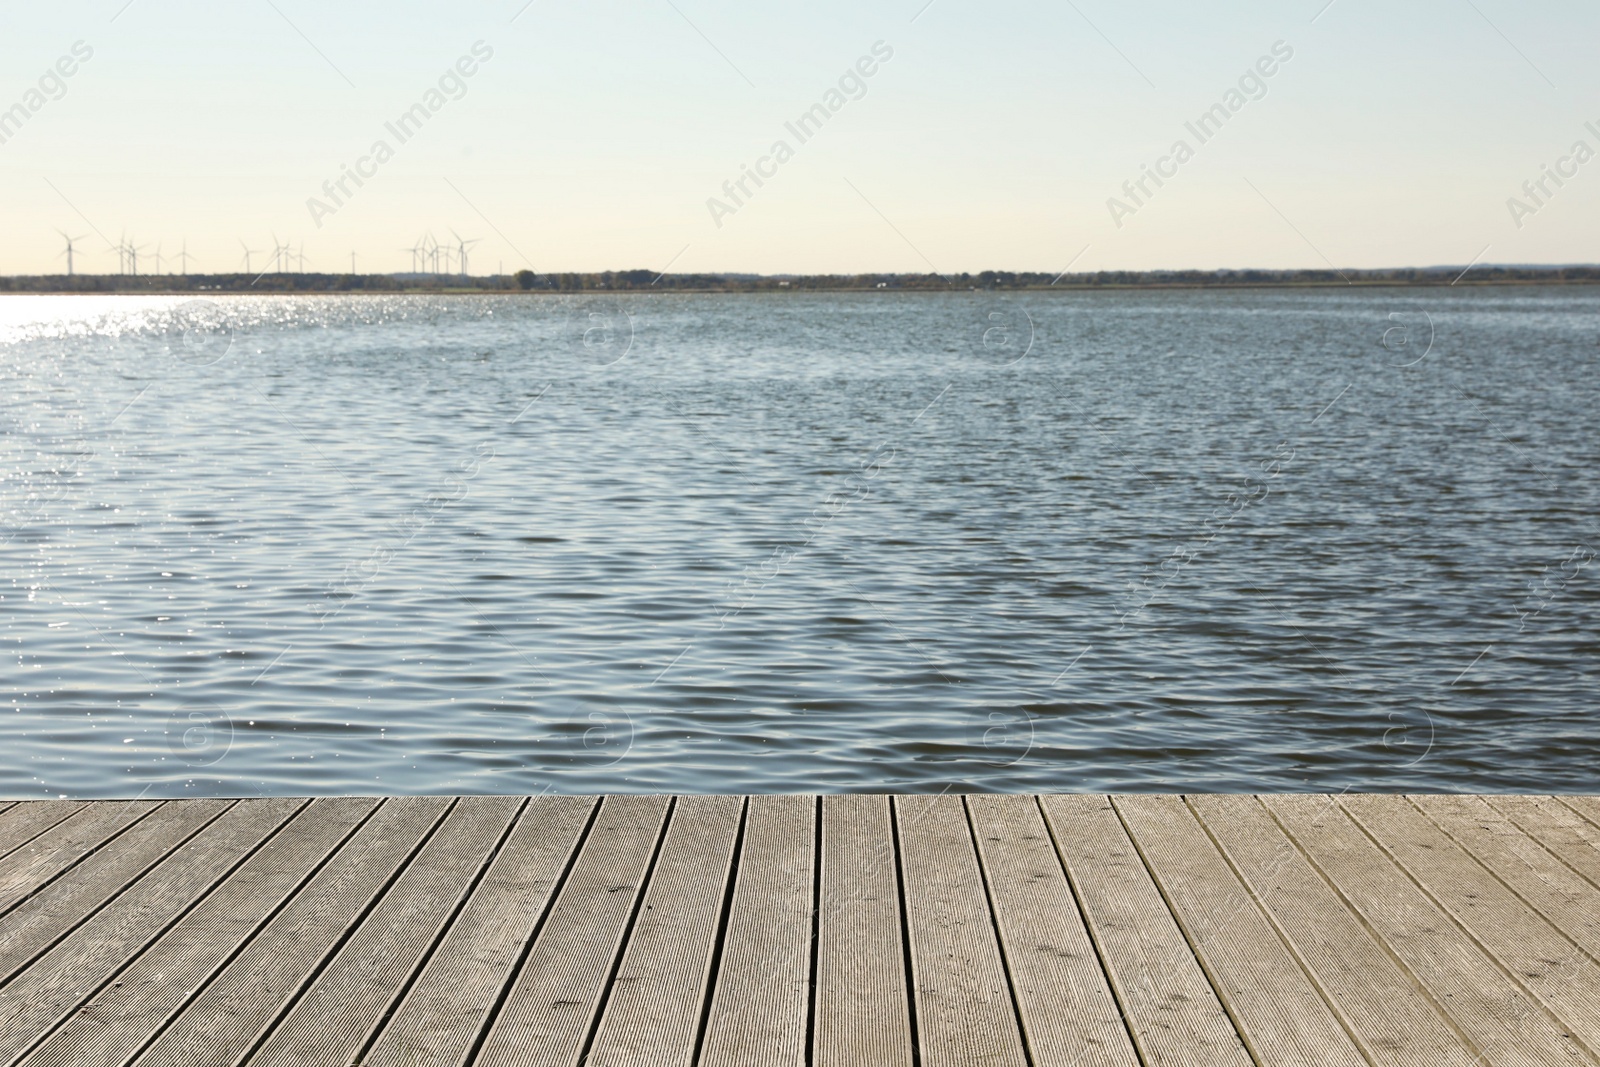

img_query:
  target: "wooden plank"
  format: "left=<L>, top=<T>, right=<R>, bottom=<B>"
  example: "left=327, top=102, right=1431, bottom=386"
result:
left=128, top=795, right=451, bottom=1067
left=0, top=799, right=234, bottom=986
left=1487, top=795, right=1600, bottom=888
left=896, top=794, right=1027, bottom=1067
left=245, top=796, right=525, bottom=1066
left=1559, top=796, right=1600, bottom=830
left=812, top=795, right=912, bottom=1067
left=0, top=803, right=83, bottom=861
left=17, top=798, right=377, bottom=1067
left=0, top=798, right=305, bottom=1065
left=1113, top=795, right=1364, bottom=1066
left=968, top=794, right=1137, bottom=1067
left=1266, top=794, right=1587, bottom=1067
left=584, top=795, right=743, bottom=1067
left=1040, top=795, right=1251, bottom=1067
left=696, top=795, right=816, bottom=1067
left=1416, top=795, right=1600, bottom=964
left=359, top=796, right=596, bottom=1067
left=473, top=794, right=672, bottom=1067
left=1188, top=794, right=1483, bottom=1067
left=1343, top=794, right=1600, bottom=1058
left=0, top=802, right=160, bottom=919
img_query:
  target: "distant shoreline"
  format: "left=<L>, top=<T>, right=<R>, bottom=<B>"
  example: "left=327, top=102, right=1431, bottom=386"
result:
left=1, top=266, right=1597, bottom=295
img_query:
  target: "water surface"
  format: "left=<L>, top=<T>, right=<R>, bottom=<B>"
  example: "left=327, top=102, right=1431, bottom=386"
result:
left=3, top=288, right=1597, bottom=796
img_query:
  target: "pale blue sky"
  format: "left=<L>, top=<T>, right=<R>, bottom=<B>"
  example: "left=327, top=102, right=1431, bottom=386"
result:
left=1, top=0, right=1596, bottom=275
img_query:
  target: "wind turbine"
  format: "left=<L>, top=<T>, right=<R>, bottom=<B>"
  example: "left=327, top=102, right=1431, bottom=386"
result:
left=154, top=241, right=165, bottom=276
left=56, top=231, right=86, bottom=276
left=125, top=237, right=147, bottom=276
left=450, top=230, right=481, bottom=278
left=238, top=238, right=262, bottom=274
left=267, top=232, right=289, bottom=274
left=175, top=238, right=194, bottom=276
left=296, top=243, right=308, bottom=273
left=350, top=250, right=358, bottom=275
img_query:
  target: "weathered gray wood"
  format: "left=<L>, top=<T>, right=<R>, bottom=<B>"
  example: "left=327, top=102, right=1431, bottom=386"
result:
left=968, top=794, right=1138, bottom=1067
left=1489, top=796, right=1600, bottom=889
left=0, top=798, right=304, bottom=1065
left=1343, top=793, right=1600, bottom=1060
left=584, top=795, right=743, bottom=1067
left=896, top=794, right=1027, bottom=1067
left=1267, top=794, right=1586, bottom=1067
left=0, top=803, right=83, bottom=862
left=0, top=793, right=1591, bottom=1067
left=697, top=795, right=817, bottom=1067
left=0, top=802, right=160, bottom=919
left=1558, top=796, right=1600, bottom=831
left=812, top=795, right=913, bottom=1067
left=17, top=798, right=376, bottom=1067
left=1416, top=795, right=1600, bottom=967
left=1113, top=795, right=1365, bottom=1066
left=245, top=796, right=525, bottom=1066
left=1188, top=794, right=1483, bottom=1067
left=0, top=799, right=234, bottom=987
left=1040, top=795, right=1251, bottom=1067
left=128, top=796, right=451, bottom=1067
left=360, top=796, right=595, bottom=1067
left=473, top=794, right=672, bottom=1067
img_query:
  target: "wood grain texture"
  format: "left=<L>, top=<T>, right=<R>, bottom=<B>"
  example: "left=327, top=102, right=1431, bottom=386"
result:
left=1343, top=793, right=1600, bottom=1060
left=0, top=799, right=234, bottom=988
left=128, top=795, right=451, bottom=1067
left=0, top=797, right=304, bottom=1066
left=1040, top=794, right=1252, bottom=1067
left=0, top=803, right=83, bottom=863
left=896, top=793, right=1028, bottom=1067
left=968, top=794, right=1138, bottom=1067
left=17, top=798, right=375, bottom=1067
left=812, top=794, right=913, bottom=1067
left=1188, top=794, right=1482, bottom=1067
left=1491, top=796, right=1600, bottom=890
left=1415, top=795, right=1600, bottom=972
left=1559, top=796, right=1600, bottom=831
left=473, top=794, right=671, bottom=1067
left=0, top=802, right=160, bottom=920
left=1268, top=794, right=1588, bottom=1067
left=585, top=795, right=743, bottom=1067
left=698, top=794, right=818, bottom=1067
left=246, top=795, right=525, bottom=1067
left=361, top=795, right=595, bottom=1067
left=1114, top=794, right=1365, bottom=1067
left=0, top=794, right=1588, bottom=1067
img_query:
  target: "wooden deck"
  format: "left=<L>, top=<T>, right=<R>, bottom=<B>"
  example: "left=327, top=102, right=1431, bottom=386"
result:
left=0, top=795, right=1598, bottom=1066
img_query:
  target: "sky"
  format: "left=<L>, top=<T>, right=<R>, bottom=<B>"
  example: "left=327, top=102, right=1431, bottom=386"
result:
left=0, top=0, right=1596, bottom=276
